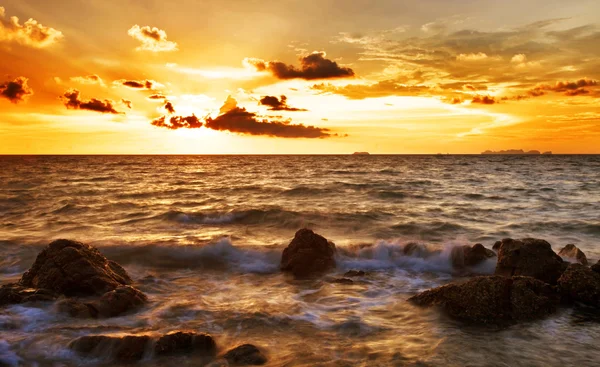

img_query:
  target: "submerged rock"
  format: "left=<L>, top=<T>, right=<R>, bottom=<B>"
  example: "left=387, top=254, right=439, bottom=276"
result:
left=558, top=244, right=588, bottom=265
left=558, top=264, right=600, bottom=307
left=344, top=270, right=367, bottom=277
left=223, top=344, right=267, bottom=365
left=55, top=298, right=97, bottom=318
left=409, top=276, right=559, bottom=325
left=495, top=238, right=566, bottom=284
left=20, top=239, right=132, bottom=296
left=69, top=335, right=151, bottom=362
left=280, top=229, right=336, bottom=278
left=331, top=278, right=354, bottom=284
left=451, top=244, right=496, bottom=268
left=154, top=331, right=217, bottom=357
left=91, top=285, right=148, bottom=318
left=0, top=284, right=57, bottom=306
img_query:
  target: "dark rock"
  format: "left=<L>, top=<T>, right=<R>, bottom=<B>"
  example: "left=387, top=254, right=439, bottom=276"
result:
left=331, top=278, right=354, bottom=284
left=558, top=244, right=588, bottom=265
left=492, top=241, right=502, bottom=252
left=0, top=283, right=57, bottom=306
left=91, top=285, right=148, bottom=318
left=55, top=299, right=97, bottom=318
left=451, top=244, right=496, bottom=268
left=280, top=229, right=336, bottom=278
left=344, top=270, right=366, bottom=277
left=223, top=344, right=267, bottom=365
left=69, top=335, right=151, bottom=362
left=154, top=331, right=216, bottom=357
left=409, top=276, right=559, bottom=325
left=495, top=238, right=566, bottom=284
left=558, top=263, right=600, bottom=307
left=20, top=239, right=132, bottom=296
left=592, top=261, right=600, bottom=274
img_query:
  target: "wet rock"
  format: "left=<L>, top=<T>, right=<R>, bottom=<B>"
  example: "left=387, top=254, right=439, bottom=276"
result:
left=558, top=263, right=600, bottom=307
left=495, top=238, right=566, bottom=284
left=331, top=278, right=354, bottom=284
left=344, top=270, right=366, bottom=277
left=280, top=229, right=336, bottom=278
left=0, top=283, right=57, bottom=306
left=451, top=244, right=496, bottom=268
left=91, top=285, right=148, bottom=318
left=409, top=276, right=559, bottom=325
left=558, top=244, right=588, bottom=265
left=69, top=335, right=151, bottom=362
left=20, top=239, right=132, bottom=296
left=154, top=331, right=217, bottom=357
left=223, top=344, right=267, bottom=365
left=492, top=241, right=502, bottom=252
left=55, top=298, right=97, bottom=318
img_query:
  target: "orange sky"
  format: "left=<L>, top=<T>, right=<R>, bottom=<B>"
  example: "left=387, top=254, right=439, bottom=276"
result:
left=1, top=0, right=599, bottom=154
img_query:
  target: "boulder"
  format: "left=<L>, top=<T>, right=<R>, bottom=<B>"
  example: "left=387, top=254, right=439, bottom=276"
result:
left=20, top=239, right=132, bottom=296
left=69, top=335, right=151, bottom=362
left=495, top=238, right=566, bottom=284
left=451, top=244, right=496, bottom=268
left=409, top=276, right=559, bottom=325
left=154, top=331, right=216, bottom=357
left=280, top=229, right=336, bottom=278
left=223, top=344, right=267, bottom=365
left=592, top=261, right=600, bottom=274
left=0, top=283, right=57, bottom=306
left=55, top=298, right=97, bottom=318
left=91, top=285, right=148, bottom=318
left=558, top=244, right=588, bottom=265
left=557, top=263, right=600, bottom=307
left=344, top=270, right=366, bottom=277
left=492, top=241, right=502, bottom=252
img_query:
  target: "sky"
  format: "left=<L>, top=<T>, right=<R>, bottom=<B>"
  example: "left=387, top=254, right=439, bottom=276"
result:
left=1, top=0, right=599, bottom=154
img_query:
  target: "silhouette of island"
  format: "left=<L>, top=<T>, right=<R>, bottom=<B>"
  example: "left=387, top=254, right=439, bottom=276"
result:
left=481, top=149, right=552, bottom=155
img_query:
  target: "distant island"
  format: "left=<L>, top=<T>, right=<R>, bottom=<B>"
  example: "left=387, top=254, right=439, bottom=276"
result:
left=352, top=152, right=370, bottom=155
left=482, top=149, right=552, bottom=155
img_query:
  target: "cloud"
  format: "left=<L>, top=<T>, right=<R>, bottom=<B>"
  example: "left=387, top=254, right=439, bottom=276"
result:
left=127, top=25, right=178, bottom=52
left=121, top=99, right=132, bottom=109
left=511, top=54, right=527, bottom=63
left=70, top=75, right=105, bottom=86
left=244, top=51, right=355, bottom=80
left=0, top=76, right=33, bottom=103
left=61, top=89, right=122, bottom=114
left=150, top=96, right=334, bottom=138
left=456, top=52, right=489, bottom=61
left=471, top=95, right=497, bottom=104
left=529, top=78, right=598, bottom=96
left=204, top=97, right=332, bottom=138
left=312, top=80, right=431, bottom=99
left=147, top=93, right=167, bottom=100
left=0, top=6, right=63, bottom=48
left=259, top=95, right=307, bottom=111
left=115, top=79, right=162, bottom=90
left=164, top=101, right=175, bottom=114
left=151, top=115, right=202, bottom=130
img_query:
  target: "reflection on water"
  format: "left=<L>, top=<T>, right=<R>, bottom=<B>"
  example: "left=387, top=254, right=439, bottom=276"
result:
left=1, top=155, right=600, bottom=366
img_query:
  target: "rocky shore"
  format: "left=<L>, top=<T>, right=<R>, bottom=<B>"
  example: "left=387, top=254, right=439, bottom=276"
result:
left=1, top=229, right=599, bottom=364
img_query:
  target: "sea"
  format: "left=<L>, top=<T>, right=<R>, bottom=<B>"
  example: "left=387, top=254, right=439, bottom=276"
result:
left=1, top=154, right=600, bottom=366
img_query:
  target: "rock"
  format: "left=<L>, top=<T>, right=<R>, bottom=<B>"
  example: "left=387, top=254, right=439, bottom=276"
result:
left=558, top=244, right=588, bottom=265
left=69, top=335, right=151, bottom=362
left=223, top=344, right=267, bottom=365
left=280, top=229, right=336, bottom=278
left=409, top=276, right=559, bottom=325
left=20, top=239, right=132, bottom=296
left=403, top=243, right=428, bottom=257
left=451, top=244, right=496, bottom=268
left=592, top=261, right=600, bottom=274
left=91, top=285, right=148, bottom=318
left=55, top=299, right=97, bottom=318
left=331, top=278, right=354, bottom=284
left=492, top=241, right=502, bottom=252
left=154, top=331, right=216, bottom=357
left=0, top=283, right=57, bottom=306
left=495, top=238, right=566, bottom=284
left=557, top=263, right=600, bottom=307
left=344, top=270, right=366, bottom=277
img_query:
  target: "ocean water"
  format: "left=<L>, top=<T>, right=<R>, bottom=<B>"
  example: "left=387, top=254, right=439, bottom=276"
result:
left=1, top=155, right=600, bottom=366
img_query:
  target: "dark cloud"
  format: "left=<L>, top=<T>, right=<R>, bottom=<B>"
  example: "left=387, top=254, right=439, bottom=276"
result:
left=121, top=99, right=132, bottom=108
left=164, top=101, right=176, bottom=114
left=151, top=115, right=202, bottom=130
left=259, top=95, right=307, bottom=111
left=0, top=76, right=33, bottom=103
left=529, top=78, right=598, bottom=96
left=245, top=52, right=355, bottom=80
left=471, top=95, right=497, bottom=104
left=61, top=89, right=122, bottom=114
left=147, top=93, right=167, bottom=100
left=117, top=79, right=161, bottom=90
left=205, top=97, right=331, bottom=138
